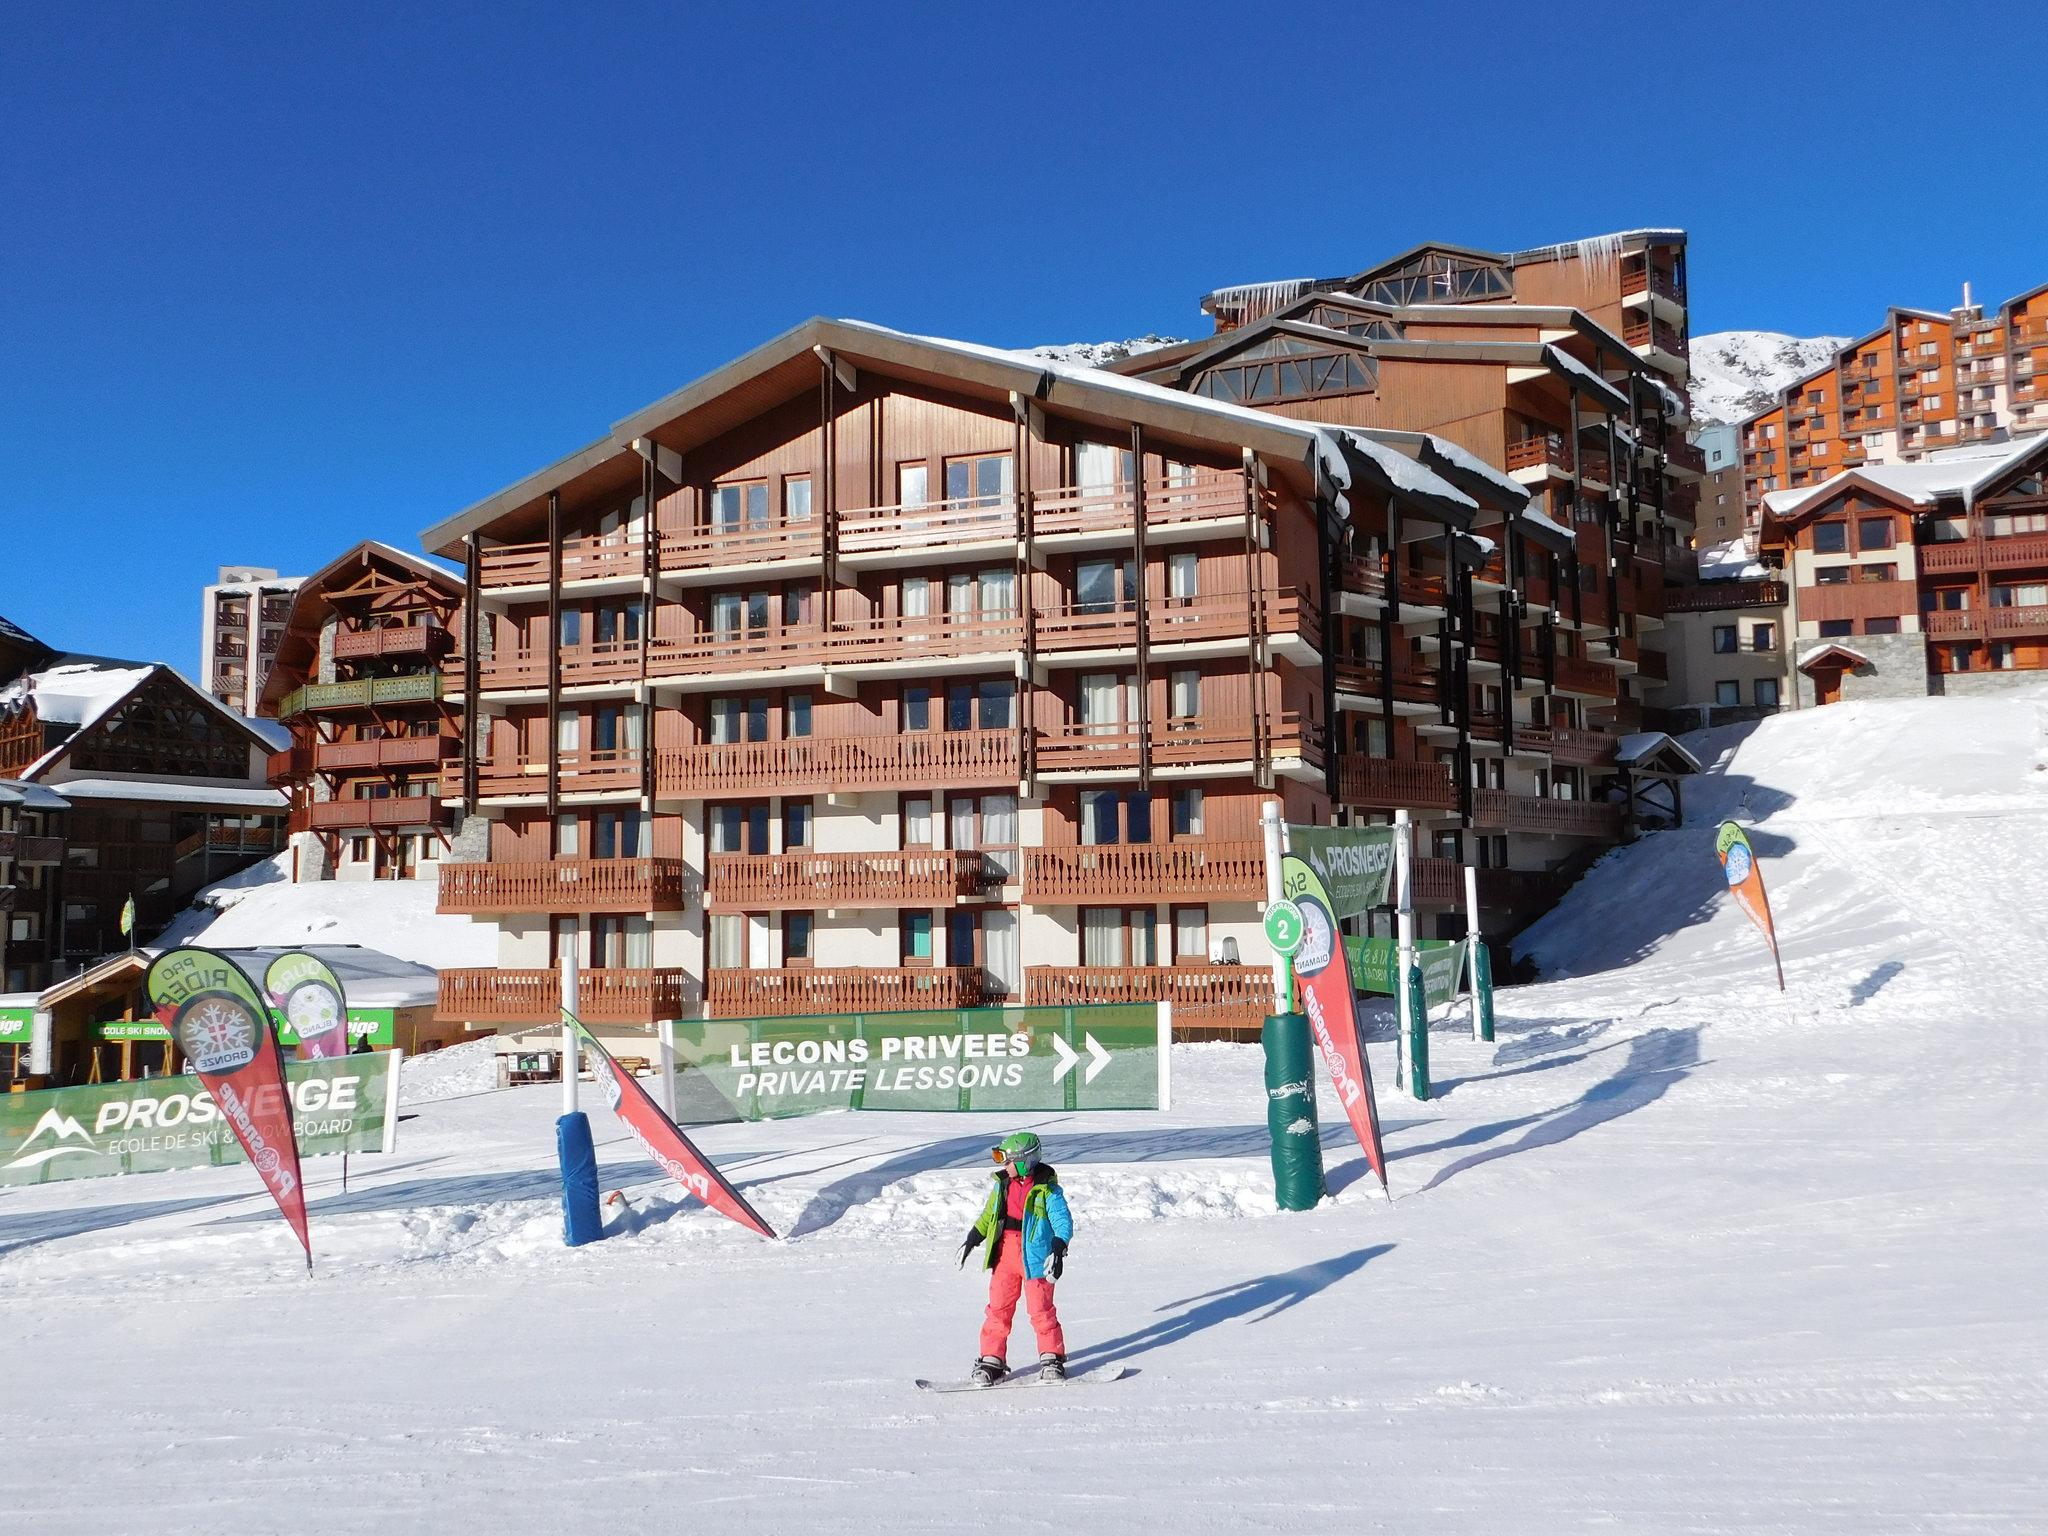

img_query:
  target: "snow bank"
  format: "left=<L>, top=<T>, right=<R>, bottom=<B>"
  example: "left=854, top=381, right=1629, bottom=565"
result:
left=400, top=1036, right=502, bottom=1104
left=159, top=853, right=496, bottom=969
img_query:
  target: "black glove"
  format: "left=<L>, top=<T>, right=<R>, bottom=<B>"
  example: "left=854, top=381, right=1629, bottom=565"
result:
left=1048, top=1240, right=1067, bottom=1281
left=958, top=1230, right=984, bottom=1269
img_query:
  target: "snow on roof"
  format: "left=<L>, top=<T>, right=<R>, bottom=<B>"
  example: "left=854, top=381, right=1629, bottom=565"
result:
left=1764, top=434, right=2048, bottom=521
left=0, top=613, right=44, bottom=649
left=28, top=658, right=155, bottom=729
left=210, top=945, right=441, bottom=1010
left=1696, top=538, right=1767, bottom=581
left=1799, top=642, right=1870, bottom=670
left=1615, top=732, right=1703, bottom=771
left=1522, top=506, right=1574, bottom=542
left=1544, top=344, right=1627, bottom=407
left=1016, top=336, right=1187, bottom=369
left=0, top=779, right=69, bottom=810
left=1333, top=429, right=1478, bottom=511
left=1418, top=434, right=1527, bottom=503
left=47, top=778, right=286, bottom=809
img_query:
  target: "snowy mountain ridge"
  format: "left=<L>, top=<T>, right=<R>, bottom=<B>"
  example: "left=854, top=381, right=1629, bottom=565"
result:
left=1020, top=335, right=1187, bottom=368
left=1688, top=330, right=1851, bottom=426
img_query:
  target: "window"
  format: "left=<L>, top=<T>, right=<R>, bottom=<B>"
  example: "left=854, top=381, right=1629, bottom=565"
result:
left=709, top=804, right=768, bottom=854
left=901, top=911, right=933, bottom=964
left=1078, top=672, right=1131, bottom=735
left=904, top=685, right=930, bottom=732
left=981, top=794, right=1017, bottom=878
left=1074, top=442, right=1132, bottom=494
left=898, top=462, right=929, bottom=508
left=982, top=910, right=1019, bottom=998
left=709, top=913, right=745, bottom=970
left=1715, top=680, right=1741, bottom=707
left=1172, top=907, right=1209, bottom=963
left=1080, top=907, right=1157, bottom=967
left=783, top=799, right=812, bottom=850
left=1991, top=642, right=2017, bottom=671
left=1864, top=617, right=1901, bottom=635
left=1167, top=552, right=1198, bottom=607
left=1752, top=623, right=1776, bottom=652
left=1169, top=669, right=1200, bottom=720
left=1812, top=522, right=1848, bottom=553
left=946, top=683, right=974, bottom=732
left=783, top=911, right=813, bottom=964
left=1855, top=565, right=1895, bottom=583
left=559, top=607, right=583, bottom=648
left=591, top=811, right=643, bottom=860
left=1858, top=518, right=1895, bottom=550
left=1818, top=619, right=1854, bottom=638
left=784, top=476, right=812, bottom=523
left=714, top=481, right=771, bottom=531
left=1712, top=625, right=1738, bottom=654
left=1992, top=583, right=2048, bottom=608
left=944, top=453, right=1014, bottom=509
left=977, top=680, right=1014, bottom=731
left=1988, top=511, right=2048, bottom=537
left=902, top=795, right=932, bottom=847
left=787, top=694, right=812, bottom=737
left=1755, top=678, right=1781, bottom=709
left=1170, top=786, right=1204, bottom=837
left=1080, top=788, right=1150, bottom=846
left=1815, top=567, right=1850, bottom=585
left=1075, top=559, right=1134, bottom=615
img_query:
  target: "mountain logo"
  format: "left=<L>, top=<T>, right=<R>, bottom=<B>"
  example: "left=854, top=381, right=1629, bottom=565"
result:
left=3, top=1105, right=99, bottom=1171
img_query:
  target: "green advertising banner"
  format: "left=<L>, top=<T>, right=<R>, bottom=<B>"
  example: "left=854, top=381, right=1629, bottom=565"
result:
left=81, top=1007, right=396, bottom=1048
left=1285, top=824, right=1397, bottom=919
left=1345, top=936, right=1466, bottom=1011
left=668, top=1005, right=1166, bottom=1122
left=0, top=1004, right=32, bottom=1046
left=0, top=1051, right=403, bottom=1187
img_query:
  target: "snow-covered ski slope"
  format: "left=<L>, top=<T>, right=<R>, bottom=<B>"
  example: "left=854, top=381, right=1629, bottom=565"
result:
left=3, top=690, right=2045, bottom=1533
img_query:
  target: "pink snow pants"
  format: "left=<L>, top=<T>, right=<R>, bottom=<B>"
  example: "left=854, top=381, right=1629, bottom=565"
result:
left=979, top=1237, right=1065, bottom=1360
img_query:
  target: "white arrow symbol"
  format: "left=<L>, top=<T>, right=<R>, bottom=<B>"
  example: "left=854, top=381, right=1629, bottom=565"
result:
left=1082, top=1033, right=1112, bottom=1085
left=1049, top=1034, right=1081, bottom=1084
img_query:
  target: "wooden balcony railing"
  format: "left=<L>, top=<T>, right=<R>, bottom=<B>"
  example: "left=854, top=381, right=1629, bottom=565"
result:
left=436, top=967, right=689, bottom=1024
left=306, top=795, right=450, bottom=832
left=1032, top=473, right=1253, bottom=539
left=659, top=517, right=822, bottom=573
left=1035, top=588, right=1316, bottom=654
left=1546, top=725, right=1618, bottom=768
left=333, top=625, right=454, bottom=662
left=479, top=534, right=645, bottom=589
left=1020, top=839, right=1265, bottom=903
left=1032, top=713, right=1316, bottom=774
left=1549, top=653, right=1620, bottom=698
left=706, top=966, right=989, bottom=1018
left=705, top=848, right=987, bottom=910
left=1919, top=532, right=2048, bottom=573
left=315, top=735, right=453, bottom=774
left=1620, top=266, right=1684, bottom=304
left=266, top=744, right=310, bottom=785
left=1989, top=604, right=2048, bottom=635
left=1505, top=435, right=1574, bottom=475
left=837, top=496, right=1018, bottom=555
left=659, top=729, right=1018, bottom=798
left=1338, top=558, right=1449, bottom=609
left=1332, top=658, right=1440, bottom=705
left=1623, top=317, right=1686, bottom=356
left=0, top=832, right=64, bottom=865
left=1665, top=439, right=1706, bottom=475
left=1409, top=857, right=1463, bottom=906
left=276, top=673, right=441, bottom=719
left=457, top=748, right=645, bottom=799
left=1803, top=581, right=1916, bottom=624
left=1666, top=579, right=1787, bottom=612
left=1931, top=604, right=2048, bottom=638
left=1471, top=790, right=1621, bottom=839
left=1637, top=647, right=1670, bottom=683
left=437, top=857, right=690, bottom=916
left=647, top=609, right=1024, bottom=680
left=1336, top=756, right=1458, bottom=811
left=1023, top=964, right=1273, bottom=1038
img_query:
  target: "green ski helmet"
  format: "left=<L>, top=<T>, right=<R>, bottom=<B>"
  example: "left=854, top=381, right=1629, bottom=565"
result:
left=993, top=1131, right=1042, bottom=1176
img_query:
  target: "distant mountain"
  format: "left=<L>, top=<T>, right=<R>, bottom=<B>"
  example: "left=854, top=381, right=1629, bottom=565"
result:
left=1020, top=335, right=1187, bottom=369
left=1689, top=331, right=1851, bottom=426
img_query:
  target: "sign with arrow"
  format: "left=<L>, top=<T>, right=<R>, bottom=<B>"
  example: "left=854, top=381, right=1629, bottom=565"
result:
left=661, top=1004, right=1167, bottom=1120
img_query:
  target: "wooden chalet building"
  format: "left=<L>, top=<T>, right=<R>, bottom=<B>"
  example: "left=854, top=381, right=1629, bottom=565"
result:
left=1757, top=433, right=2048, bottom=703
left=421, top=318, right=1577, bottom=1038
left=1115, top=232, right=1698, bottom=919
left=2, top=615, right=67, bottom=999
left=260, top=542, right=469, bottom=881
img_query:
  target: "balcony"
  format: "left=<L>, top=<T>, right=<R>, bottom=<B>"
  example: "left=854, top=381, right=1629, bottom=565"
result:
left=455, top=748, right=645, bottom=800
left=1023, top=964, right=1272, bottom=1038
left=0, top=832, right=63, bottom=865
left=479, top=533, right=645, bottom=591
left=706, top=966, right=989, bottom=1018
left=436, top=967, right=689, bottom=1025
left=659, top=516, right=821, bottom=577
left=1990, top=604, right=2048, bottom=635
left=1923, top=609, right=1985, bottom=638
left=1471, top=789, right=1621, bottom=840
left=1032, top=472, right=1255, bottom=542
left=1332, top=658, right=1440, bottom=708
left=1505, top=435, right=1574, bottom=476
left=333, top=625, right=454, bottom=663
left=1637, top=646, right=1669, bottom=683
left=266, top=744, right=310, bottom=785
left=1931, top=604, right=2048, bottom=639
left=1919, top=532, right=2048, bottom=573
left=314, top=734, right=454, bottom=776
left=1409, top=857, right=1462, bottom=906
left=647, top=609, right=1024, bottom=684
left=437, top=857, right=690, bottom=916
left=705, top=848, right=988, bottom=910
left=1620, top=266, right=1684, bottom=305
left=1548, top=653, right=1620, bottom=699
left=306, top=795, right=450, bottom=833
left=1336, top=756, right=1458, bottom=812
left=1665, top=440, right=1707, bottom=477
left=1666, top=579, right=1786, bottom=611
left=837, top=496, right=1018, bottom=562
left=1034, top=588, right=1318, bottom=659
left=1803, top=581, right=1914, bottom=625
left=1020, top=840, right=1264, bottom=904
left=1623, top=316, right=1687, bottom=367
left=469, top=640, right=642, bottom=693
left=1032, top=712, right=1317, bottom=776
left=659, top=728, right=1017, bottom=799
left=1338, top=558, right=1449, bottom=611
left=275, top=672, right=441, bottom=719
left=1545, top=725, right=1617, bottom=768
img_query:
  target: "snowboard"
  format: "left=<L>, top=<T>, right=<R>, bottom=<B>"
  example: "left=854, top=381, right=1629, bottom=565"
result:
left=916, top=1364, right=1128, bottom=1393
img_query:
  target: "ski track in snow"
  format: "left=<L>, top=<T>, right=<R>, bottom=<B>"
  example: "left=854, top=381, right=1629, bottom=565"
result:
left=3, top=691, right=2046, bottom=1532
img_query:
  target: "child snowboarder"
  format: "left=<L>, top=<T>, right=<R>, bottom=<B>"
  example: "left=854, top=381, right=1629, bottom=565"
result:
left=957, top=1130, right=1072, bottom=1385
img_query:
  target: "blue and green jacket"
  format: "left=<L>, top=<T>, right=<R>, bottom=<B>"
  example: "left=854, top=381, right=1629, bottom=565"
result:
left=972, top=1165, right=1073, bottom=1280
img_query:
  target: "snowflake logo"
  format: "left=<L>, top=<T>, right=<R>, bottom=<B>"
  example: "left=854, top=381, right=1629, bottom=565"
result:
left=176, top=994, right=259, bottom=1073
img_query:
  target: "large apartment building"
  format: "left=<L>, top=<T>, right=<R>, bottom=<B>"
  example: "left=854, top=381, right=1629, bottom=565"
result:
left=422, top=317, right=1640, bottom=1040
left=260, top=542, right=469, bottom=882
left=1757, top=433, right=2048, bottom=702
left=1739, top=282, right=2048, bottom=523
left=203, top=565, right=305, bottom=714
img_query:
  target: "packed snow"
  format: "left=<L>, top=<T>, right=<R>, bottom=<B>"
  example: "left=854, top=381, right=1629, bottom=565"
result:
left=158, top=852, right=497, bottom=969
left=1688, top=330, right=1851, bottom=425
left=3, top=690, right=2046, bottom=1532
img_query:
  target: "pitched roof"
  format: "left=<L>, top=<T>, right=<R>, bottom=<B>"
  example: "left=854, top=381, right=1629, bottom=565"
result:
left=1760, top=432, right=2048, bottom=527
left=17, top=654, right=282, bottom=781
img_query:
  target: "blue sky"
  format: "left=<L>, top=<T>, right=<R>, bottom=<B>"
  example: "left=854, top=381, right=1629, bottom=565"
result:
left=5, top=0, right=2044, bottom=683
